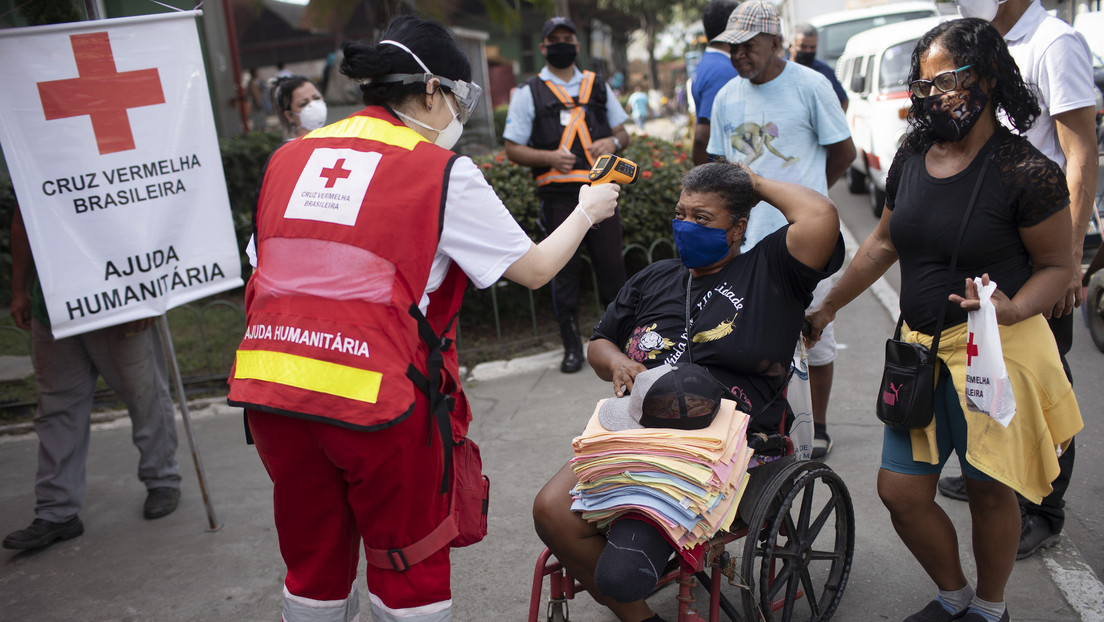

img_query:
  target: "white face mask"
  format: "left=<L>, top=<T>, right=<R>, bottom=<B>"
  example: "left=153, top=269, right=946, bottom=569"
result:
left=394, top=96, right=463, bottom=150
left=957, top=0, right=1008, bottom=21
left=297, top=99, right=327, bottom=131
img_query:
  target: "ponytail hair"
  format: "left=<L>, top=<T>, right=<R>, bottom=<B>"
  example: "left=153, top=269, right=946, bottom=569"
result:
left=341, top=15, right=472, bottom=107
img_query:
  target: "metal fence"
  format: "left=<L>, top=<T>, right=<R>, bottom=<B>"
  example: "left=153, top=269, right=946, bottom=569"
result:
left=0, top=238, right=677, bottom=413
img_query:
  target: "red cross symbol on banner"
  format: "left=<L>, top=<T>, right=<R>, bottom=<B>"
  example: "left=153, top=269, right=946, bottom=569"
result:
left=36, top=31, right=166, bottom=155
left=320, top=158, right=352, bottom=188
left=966, top=331, right=979, bottom=366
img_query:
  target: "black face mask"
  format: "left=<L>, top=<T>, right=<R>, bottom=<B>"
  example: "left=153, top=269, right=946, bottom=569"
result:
left=545, top=42, right=578, bottom=69
left=793, top=50, right=816, bottom=66
left=925, top=81, right=989, bottom=143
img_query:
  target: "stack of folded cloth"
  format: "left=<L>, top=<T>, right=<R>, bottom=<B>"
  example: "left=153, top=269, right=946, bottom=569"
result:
left=570, top=363, right=754, bottom=550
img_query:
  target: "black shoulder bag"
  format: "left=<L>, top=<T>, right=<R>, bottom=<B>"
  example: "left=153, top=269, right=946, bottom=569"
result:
left=875, top=157, right=989, bottom=429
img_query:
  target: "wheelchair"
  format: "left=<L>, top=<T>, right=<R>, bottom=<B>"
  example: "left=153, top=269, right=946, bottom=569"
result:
left=528, top=445, right=855, bottom=622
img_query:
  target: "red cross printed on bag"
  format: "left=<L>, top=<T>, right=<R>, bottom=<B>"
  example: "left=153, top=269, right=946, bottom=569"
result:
left=966, top=331, right=979, bottom=366
left=319, top=158, right=352, bottom=188
left=36, top=31, right=166, bottom=155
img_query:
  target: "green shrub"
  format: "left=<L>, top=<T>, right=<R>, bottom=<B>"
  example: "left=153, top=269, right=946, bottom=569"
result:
left=492, top=104, right=509, bottom=146
left=219, top=131, right=285, bottom=277
left=462, top=136, right=691, bottom=337
left=470, top=135, right=690, bottom=255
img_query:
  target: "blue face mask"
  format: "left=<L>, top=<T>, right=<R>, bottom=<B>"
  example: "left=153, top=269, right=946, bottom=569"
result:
left=672, top=219, right=734, bottom=269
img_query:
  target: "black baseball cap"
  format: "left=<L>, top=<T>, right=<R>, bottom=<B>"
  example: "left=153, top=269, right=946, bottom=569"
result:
left=542, top=16, right=578, bottom=40
left=598, top=363, right=726, bottom=431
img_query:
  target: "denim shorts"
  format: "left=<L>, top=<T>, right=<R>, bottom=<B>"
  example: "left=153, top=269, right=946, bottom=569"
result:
left=880, top=365, right=995, bottom=481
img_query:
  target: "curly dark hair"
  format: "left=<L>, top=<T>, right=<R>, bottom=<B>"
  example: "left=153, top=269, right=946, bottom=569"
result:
left=681, top=162, right=755, bottom=225
left=903, top=18, right=1039, bottom=150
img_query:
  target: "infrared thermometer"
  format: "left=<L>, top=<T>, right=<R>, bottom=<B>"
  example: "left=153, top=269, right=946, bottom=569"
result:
left=588, top=154, right=639, bottom=185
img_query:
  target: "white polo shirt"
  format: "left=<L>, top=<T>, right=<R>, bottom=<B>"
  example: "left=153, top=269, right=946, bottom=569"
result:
left=1003, top=0, right=1095, bottom=170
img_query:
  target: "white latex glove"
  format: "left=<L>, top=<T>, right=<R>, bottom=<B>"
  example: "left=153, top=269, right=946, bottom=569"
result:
left=576, top=183, right=621, bottom=225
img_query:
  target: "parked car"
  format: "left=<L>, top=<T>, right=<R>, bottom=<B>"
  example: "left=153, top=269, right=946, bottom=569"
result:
left=837, top=17, right=945, bottom=217
left=808, top=1, right=940, bottom=70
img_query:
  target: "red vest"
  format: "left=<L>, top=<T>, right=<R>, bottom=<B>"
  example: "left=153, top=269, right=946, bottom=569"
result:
left=228, top=107, right=468, bottom=432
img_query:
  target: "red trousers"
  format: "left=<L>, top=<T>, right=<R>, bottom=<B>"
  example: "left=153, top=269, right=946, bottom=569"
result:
left=248, top=401, right=450, bottom=616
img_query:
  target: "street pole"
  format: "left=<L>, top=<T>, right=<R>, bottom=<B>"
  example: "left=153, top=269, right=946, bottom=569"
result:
left=157, top=316, right=221, bottom=532
left=77, top=0, right=221, bottom=534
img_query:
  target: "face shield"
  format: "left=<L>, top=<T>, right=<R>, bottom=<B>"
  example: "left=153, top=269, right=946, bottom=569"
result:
left=377, top=39, right=483, bottom=124
left=378, top=72, right=483, bottom=124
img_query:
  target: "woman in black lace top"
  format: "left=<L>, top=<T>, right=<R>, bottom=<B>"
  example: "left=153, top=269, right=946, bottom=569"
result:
left=805, top=19, right=1075, bottom=622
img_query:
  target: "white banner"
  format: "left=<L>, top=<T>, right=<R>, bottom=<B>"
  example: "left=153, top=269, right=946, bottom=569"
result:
left=0, top=12, right=243, bottom=338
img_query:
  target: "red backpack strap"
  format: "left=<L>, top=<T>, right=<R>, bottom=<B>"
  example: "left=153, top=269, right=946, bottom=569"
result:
left=363, top=513, right=459, bottom=571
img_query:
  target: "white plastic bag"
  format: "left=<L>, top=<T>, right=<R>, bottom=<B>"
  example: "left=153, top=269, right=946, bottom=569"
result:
left=965, top=277, right=1016, bottom=427
left=788, top=341, right=813, bottom=460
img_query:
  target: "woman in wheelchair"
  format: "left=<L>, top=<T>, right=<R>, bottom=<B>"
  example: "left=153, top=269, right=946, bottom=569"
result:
left=532, top=162, right=844, bottom=622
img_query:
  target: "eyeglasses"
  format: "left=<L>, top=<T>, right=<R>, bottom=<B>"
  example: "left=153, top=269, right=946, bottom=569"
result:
left=379, top=73, right=483, bottom=124
left=907, top=64, right=974, bottom=99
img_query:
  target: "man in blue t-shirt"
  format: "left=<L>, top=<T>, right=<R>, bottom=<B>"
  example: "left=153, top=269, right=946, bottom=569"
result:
left=707, top=0, right=855, bottom=460
left=691, top=0, right=742, bottom=165
left=788, top=23, right=848, bottom=111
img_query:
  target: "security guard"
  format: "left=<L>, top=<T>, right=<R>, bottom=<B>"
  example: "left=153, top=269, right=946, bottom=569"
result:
left=504, top=16, right=632, bottom=373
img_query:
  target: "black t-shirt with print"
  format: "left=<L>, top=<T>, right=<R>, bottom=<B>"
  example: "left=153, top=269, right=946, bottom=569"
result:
left=885, top=129, right=1068, bottom=333
left=592, top=226, right=844, bottom=434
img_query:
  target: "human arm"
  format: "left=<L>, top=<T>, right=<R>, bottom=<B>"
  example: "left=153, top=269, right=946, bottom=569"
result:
left=949, top=209, right=1074, bottom=325
left=501, top=83, right=578, bottom=171
left=805, top=206, right=898, bottom=346
left=504, top=139, right=577, bottom=172
left=693, top=120, right=711, bottom=165
left=824, top=137, right=856, bottom=188
left=1052, top=105, right=1098, bottom=314
left=10, top=208, right=32, bottom=330
left=587, top=83, right=632, bottom=160
left=587, top=124, right=630, bottom=160
left=743, top=167, right=839, bottom=271
left=502, top=183, right=620, bottom=288
left=586, top=337, right=647, bottom=397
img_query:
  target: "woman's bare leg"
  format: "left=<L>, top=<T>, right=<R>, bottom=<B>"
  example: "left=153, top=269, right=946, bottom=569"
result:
left=964, top=478, right=1018, bottom=603
left=533, top=461, right=658, bottom=622
left=878, top=468, right=970, bottom=591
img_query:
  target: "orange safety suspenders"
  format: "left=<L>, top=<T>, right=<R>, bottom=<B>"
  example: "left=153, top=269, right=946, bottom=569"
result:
left=536, top=71, right=598, bottom=187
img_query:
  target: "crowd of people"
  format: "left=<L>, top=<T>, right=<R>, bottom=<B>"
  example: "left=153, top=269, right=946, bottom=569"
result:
left=5, top=2, right=1097, bottom=622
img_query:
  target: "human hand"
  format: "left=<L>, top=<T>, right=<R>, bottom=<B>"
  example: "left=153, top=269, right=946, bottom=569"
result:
left=803, top=305, right=834, bottom=350
left=577, top=183, right=620, bottom=224
left=587, top=137, right=617, bottom=160
left=948, top=274, right=1020, bottom=325
left=609, top=359, right=648, bottom=398
left=10, top=292, right=31, bottom=331
left=550, top=147, right=576, bottom=173
left=733, top=162, right=761, bottom=198
left=1048, top=270, right=1083, bottom=318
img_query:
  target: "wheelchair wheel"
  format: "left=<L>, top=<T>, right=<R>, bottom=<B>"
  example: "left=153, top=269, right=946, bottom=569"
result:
left=1087, top=270, right=1104, bottom=353
left=738, top=463, right=854, bottom=622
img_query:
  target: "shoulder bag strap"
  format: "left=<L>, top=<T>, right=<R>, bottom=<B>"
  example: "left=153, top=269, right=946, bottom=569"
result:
left=925, top=156, right=991, bottom=354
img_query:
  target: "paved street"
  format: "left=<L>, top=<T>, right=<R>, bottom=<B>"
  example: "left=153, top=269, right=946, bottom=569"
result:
left=1, top=121, right=1102, bottom=620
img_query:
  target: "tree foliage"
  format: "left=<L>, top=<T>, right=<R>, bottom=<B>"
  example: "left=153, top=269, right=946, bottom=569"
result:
left=599, top=0, right=708, bottom=89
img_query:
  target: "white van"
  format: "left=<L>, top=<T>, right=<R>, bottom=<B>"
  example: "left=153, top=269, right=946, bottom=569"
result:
left=808, top=1, right=940, bottom=70
left=836, top=16, right=945, bottom=217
